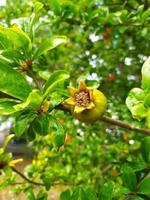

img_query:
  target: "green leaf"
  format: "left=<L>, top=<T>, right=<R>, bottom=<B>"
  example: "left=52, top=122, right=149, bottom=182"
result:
left=54, top=130, right=65, bottom=149
left=129, top=103, right=147, bottom=120
left=25, top=187, right=35, bottom=200
left=36, top=192, right=47, bottom=200
left=98, top=181, right=113, bottom=200
left=142, top=56, right=150, bottom=92
left=126, top=88, right=147, bottom=120
left=121, top=165, right=137, bottom=191
left=2, top=134, right=14, bottom=151
left=136, top=5, right=144, bottom=15
left=38, top=71, right=51, bottom=81
left=43, top=70, right=69, bottom=98
left=146, top=109, right=150, bottom=128
left=0, top=98, right=18, bottom=115
left=41, top=172, right=51, bottom=191
left=80, top=188, right=88, bottom=200
left=33, top=36, right=67, bottom=58
left=71, top=188, right=80, bottom=200
left=132, top=197, right=144, bottom=200
left=83, top=189, right=98, bottom=200
left=49, top=0, right=61, bottom=15
left=138, top=178, right=150, bottom=196
left=50, top=116, right=65, bottom=148
left=141, top=136, right=150, bottom=164
left=27, top=125, right=36, bottom=141
left=142, top=8, right=150, bottom=21
left=14, top=90, right=43, bottom=111
left=113, top=186, right=130, bottom=198
left=14, top=111, right=36, bottom=137
left=86, top=80, right=100, bottom=88
left=60, top=189, right=71, bottom=200
left=71, top=188, right=96, bottom=200
left=0, top=61, right=32, bottom=100
left=34, top=1, right=43, bottom=13
left=144, top=93, right=150, bottom=107
left=50, top=91, right=65, bottom=107
left=0, top=25, right=32, bottom=51
left=31, top=114, right=49, bottom=135
left=1, top=49, right=24, bottom=62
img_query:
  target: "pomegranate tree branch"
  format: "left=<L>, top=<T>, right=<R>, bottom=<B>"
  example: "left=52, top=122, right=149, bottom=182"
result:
left=100, top=115, right=150, bottom=135
left=56, top=105, right=150, bottom=135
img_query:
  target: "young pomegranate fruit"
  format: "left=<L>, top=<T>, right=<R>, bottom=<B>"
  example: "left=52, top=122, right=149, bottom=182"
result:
left=63, top=80, right=107, bottom=122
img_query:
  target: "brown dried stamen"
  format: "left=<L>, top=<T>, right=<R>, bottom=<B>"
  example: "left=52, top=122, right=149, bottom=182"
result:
left=74, top=90, right=90, bottom=107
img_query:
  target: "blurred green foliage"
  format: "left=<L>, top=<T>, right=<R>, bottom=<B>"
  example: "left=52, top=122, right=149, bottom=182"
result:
left=0, top=0, right=150, bottom=199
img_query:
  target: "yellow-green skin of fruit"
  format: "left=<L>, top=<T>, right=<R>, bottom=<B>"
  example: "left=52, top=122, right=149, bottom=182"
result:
left=72, top=89, right=107, bottom=122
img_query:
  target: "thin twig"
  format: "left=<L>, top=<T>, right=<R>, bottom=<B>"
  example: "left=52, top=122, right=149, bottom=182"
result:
left=11, top=181, right=79, bottom=186
left=11, top=167, right=79, bottom=186
left=28, top=71, right=42, bottom=90
left=11, top=166, right=44, bottom=186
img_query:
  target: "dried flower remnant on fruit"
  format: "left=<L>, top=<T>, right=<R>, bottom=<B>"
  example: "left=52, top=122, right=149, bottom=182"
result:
left=74, top=90, right=90, bottom=107
left=63, top=80, right=95, bottom=114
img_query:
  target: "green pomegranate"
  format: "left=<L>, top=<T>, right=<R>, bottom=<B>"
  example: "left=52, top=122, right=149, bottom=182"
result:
left=63, top=80, right=107, bottom=122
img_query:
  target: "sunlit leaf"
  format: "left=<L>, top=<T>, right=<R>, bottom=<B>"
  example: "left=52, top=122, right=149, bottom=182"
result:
left=126, top=88, right=147, bottom=120
left=0, top=61, right=32, bottom=100
left=43, top=70, right=69, bottom=98
left=33, top=36, right=67, bottom=58
left=34, top=1, right=43, bottom=13
left=0, top=25, right=32, bottom=51
left=0, top=98, right=18, bottom=115
left=2, top=134, right=14, bottom=151
left=14, top=89, right=43, bottom=111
